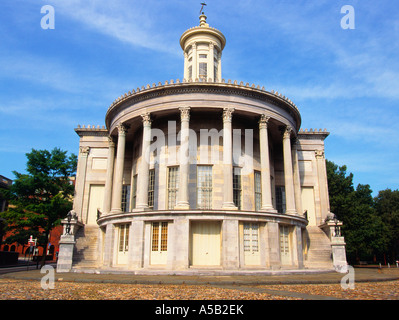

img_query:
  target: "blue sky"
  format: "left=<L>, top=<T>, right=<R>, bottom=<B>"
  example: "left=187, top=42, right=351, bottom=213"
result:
left=1, top=0, right=398, bottom=195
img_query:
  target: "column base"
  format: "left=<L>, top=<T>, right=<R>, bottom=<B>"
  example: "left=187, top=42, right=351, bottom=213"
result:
left=285, top=209, right=297, bottom=215
left=133, top=206, right=151, bottom=212
left=110, top=209, right=123, bottom=215
left=222, top=202, right=238, bottom=210
left=260, top=207, right=278, bottom=213
left=174, top=203, right=190, bottom=210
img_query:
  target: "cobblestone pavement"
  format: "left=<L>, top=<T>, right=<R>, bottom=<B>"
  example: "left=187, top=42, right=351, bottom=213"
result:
left=0, top=274, right=399, bottom=300
left=0, top=278, right=398, bottom=300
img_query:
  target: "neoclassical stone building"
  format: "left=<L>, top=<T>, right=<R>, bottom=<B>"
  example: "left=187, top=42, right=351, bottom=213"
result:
left=57, top=14, right=347, bottom=274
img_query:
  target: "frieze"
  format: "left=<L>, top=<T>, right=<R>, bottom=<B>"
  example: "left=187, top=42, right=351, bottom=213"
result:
left=106, top=82, right=300, bottom=121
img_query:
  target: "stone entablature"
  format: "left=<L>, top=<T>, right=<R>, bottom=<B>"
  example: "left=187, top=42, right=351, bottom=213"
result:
left=105, top=81, right=301, bottom=135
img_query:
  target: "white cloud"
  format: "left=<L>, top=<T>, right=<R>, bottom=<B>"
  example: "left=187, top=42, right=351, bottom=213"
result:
left=43, top=0, right=179, bottom=55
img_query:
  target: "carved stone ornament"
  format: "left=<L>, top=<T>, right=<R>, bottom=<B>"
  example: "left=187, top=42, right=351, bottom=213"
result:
left=315, top=149, right=325, bottom=159
left=141, top=112, right=152, bottom=126
left=259, top=114, right=270, bottom=129
left=79, top=146, right=90, bottom=156
left=116, top=123, right=128, bottom=135
left=223, top=107, right=235, bottom=122
left=283, top=126, right=293, bottom=139
left=179, top=107, right=191, bottom=121
left=108, top=135, right=116, bottom=147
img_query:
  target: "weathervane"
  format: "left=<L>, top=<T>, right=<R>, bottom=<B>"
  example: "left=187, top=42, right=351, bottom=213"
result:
left=199, top=2, right=207, bottom=14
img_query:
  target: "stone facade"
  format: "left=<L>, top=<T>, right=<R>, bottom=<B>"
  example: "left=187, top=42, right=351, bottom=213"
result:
left=57, top=14, right=347, bottom=274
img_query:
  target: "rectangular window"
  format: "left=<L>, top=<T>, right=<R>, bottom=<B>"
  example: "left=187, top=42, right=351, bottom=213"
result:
left=121, top=185, right=131, bottom=212
left=131, top=175, right=137, bottom=209
left=254, top=171, right=262, bottom=211
left=276, top=186, right=286, bottom=214
left=152, top=222, right=168, bottom=252
left=199, top=54, right=207, bottom=59
left=243, top=223, right=259, bottom=252
left=167, top=166, right=179, bottom=209
left=199, top=62, right=207, bottom=80
left=233, top=167, right=242, bottom=210
left=214, top=59, right=218, bottom=80
left=197, top=166, right=212, bottom=209
left=188, top=65, right=192, bottom=79
left=118, top=224, right=129, bottom=253
left=160, top=222, right=168, bottom=251
left=148, top=169, right=155, bottom=207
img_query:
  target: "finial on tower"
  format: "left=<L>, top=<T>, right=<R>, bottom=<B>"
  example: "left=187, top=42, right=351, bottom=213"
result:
left=199, top=2, right=207, bottom=15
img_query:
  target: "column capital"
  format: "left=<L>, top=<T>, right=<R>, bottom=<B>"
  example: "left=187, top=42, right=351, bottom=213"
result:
left=315, top=149, right=325, bottom=159
left=116, top=123, right=128, bottom=136
left=107, top=135, right=116, bottom=147
left=259, top=114, right=271, bottom=129
left=141, top=113, right=152, bottom=126
left=79, top=146, right=90, bottom=156
left=283, top=126, right=293, bottom=139
left=179, top=107, right=191, bottom=122
left=209, top=42, right=215, bottom=49
left=223, top=107, right=235, bottom=122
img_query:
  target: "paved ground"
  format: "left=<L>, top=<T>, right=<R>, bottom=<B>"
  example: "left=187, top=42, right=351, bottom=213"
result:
left=1, top=267, right=399, bottom=300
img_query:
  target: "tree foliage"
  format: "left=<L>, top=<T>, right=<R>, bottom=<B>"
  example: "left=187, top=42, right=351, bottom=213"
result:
left=0, top=148, right=77, bottom=265
left=326, top=159, right=395, bottom=264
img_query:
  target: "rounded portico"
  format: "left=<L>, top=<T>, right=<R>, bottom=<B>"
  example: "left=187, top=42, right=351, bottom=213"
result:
left=58, top=11, right=347, bottom=275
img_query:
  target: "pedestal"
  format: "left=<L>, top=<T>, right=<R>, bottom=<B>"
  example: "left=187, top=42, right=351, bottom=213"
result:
left=56, top=235, right=76, bottom=273
left=56, top=219, right=84, bottom=273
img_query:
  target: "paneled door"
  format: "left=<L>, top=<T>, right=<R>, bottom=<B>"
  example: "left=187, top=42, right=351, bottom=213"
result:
left=87, top=185, right=104, bottom=225
left=117, top=224, right=129, bottom=265
left=190, top=221, right=221, bottom=266
left=242, top=222, right=260, bottom=266
left=301, top=187, right=316, bottom=226
left=280, top=225, right=292, bottom=265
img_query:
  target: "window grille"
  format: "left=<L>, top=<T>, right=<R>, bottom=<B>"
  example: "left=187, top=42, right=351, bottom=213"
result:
left=121, top=185, right=131, bottom=212
left=148, top=169, right=155, bottom=207
left=275, top=186, right=286, bottom=214
left=167, top=167, right=179, bottom=209
left=233, top=167, right=242, bottom=210
left=197, top=166, right=212, bottom=209
left=254, top=171, right=261, bottom=211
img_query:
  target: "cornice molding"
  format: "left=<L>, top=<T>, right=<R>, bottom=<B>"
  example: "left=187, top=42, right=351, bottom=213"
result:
left=105, top=82, right=301, bottom=130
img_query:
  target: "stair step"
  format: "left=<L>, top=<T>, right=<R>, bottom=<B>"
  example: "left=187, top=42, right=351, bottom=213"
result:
left=72, top=226, right=100, bottom=268
left=304, top=226, right=333, bottom=268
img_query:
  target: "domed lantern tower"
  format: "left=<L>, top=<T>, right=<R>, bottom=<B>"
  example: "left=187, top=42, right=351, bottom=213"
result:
left=180, top=13, right=226, bottom=82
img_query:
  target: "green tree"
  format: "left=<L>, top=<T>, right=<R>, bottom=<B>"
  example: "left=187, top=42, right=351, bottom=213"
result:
left=374, top=189, right=399, bottom=263
left=343, top=184, right=388, bottom=263
left=326, top=160, right=354, bottom=222
left=0, top=148, right=77, bottom=267
left=326, top=160, right=389, bottom=264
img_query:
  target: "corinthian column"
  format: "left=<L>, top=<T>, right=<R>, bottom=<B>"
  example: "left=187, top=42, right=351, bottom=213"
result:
left=136, top=113, right=152, bottom=210
left=222, top=108, right=237, bottom=210
left=103, top=136, right=115, bottom=215
left=259, top=115, right=276, bottom=212
left=111, top=123, right=128, bottom=213
left=175, top=107, right=190, bottom=210
left=283, top=126, right=297, bottom=215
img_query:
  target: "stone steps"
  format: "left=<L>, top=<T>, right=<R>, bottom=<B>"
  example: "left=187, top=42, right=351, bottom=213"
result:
left=73, top=225, right=100, bottom=268
left=304, top=226, right=333, bottom=269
